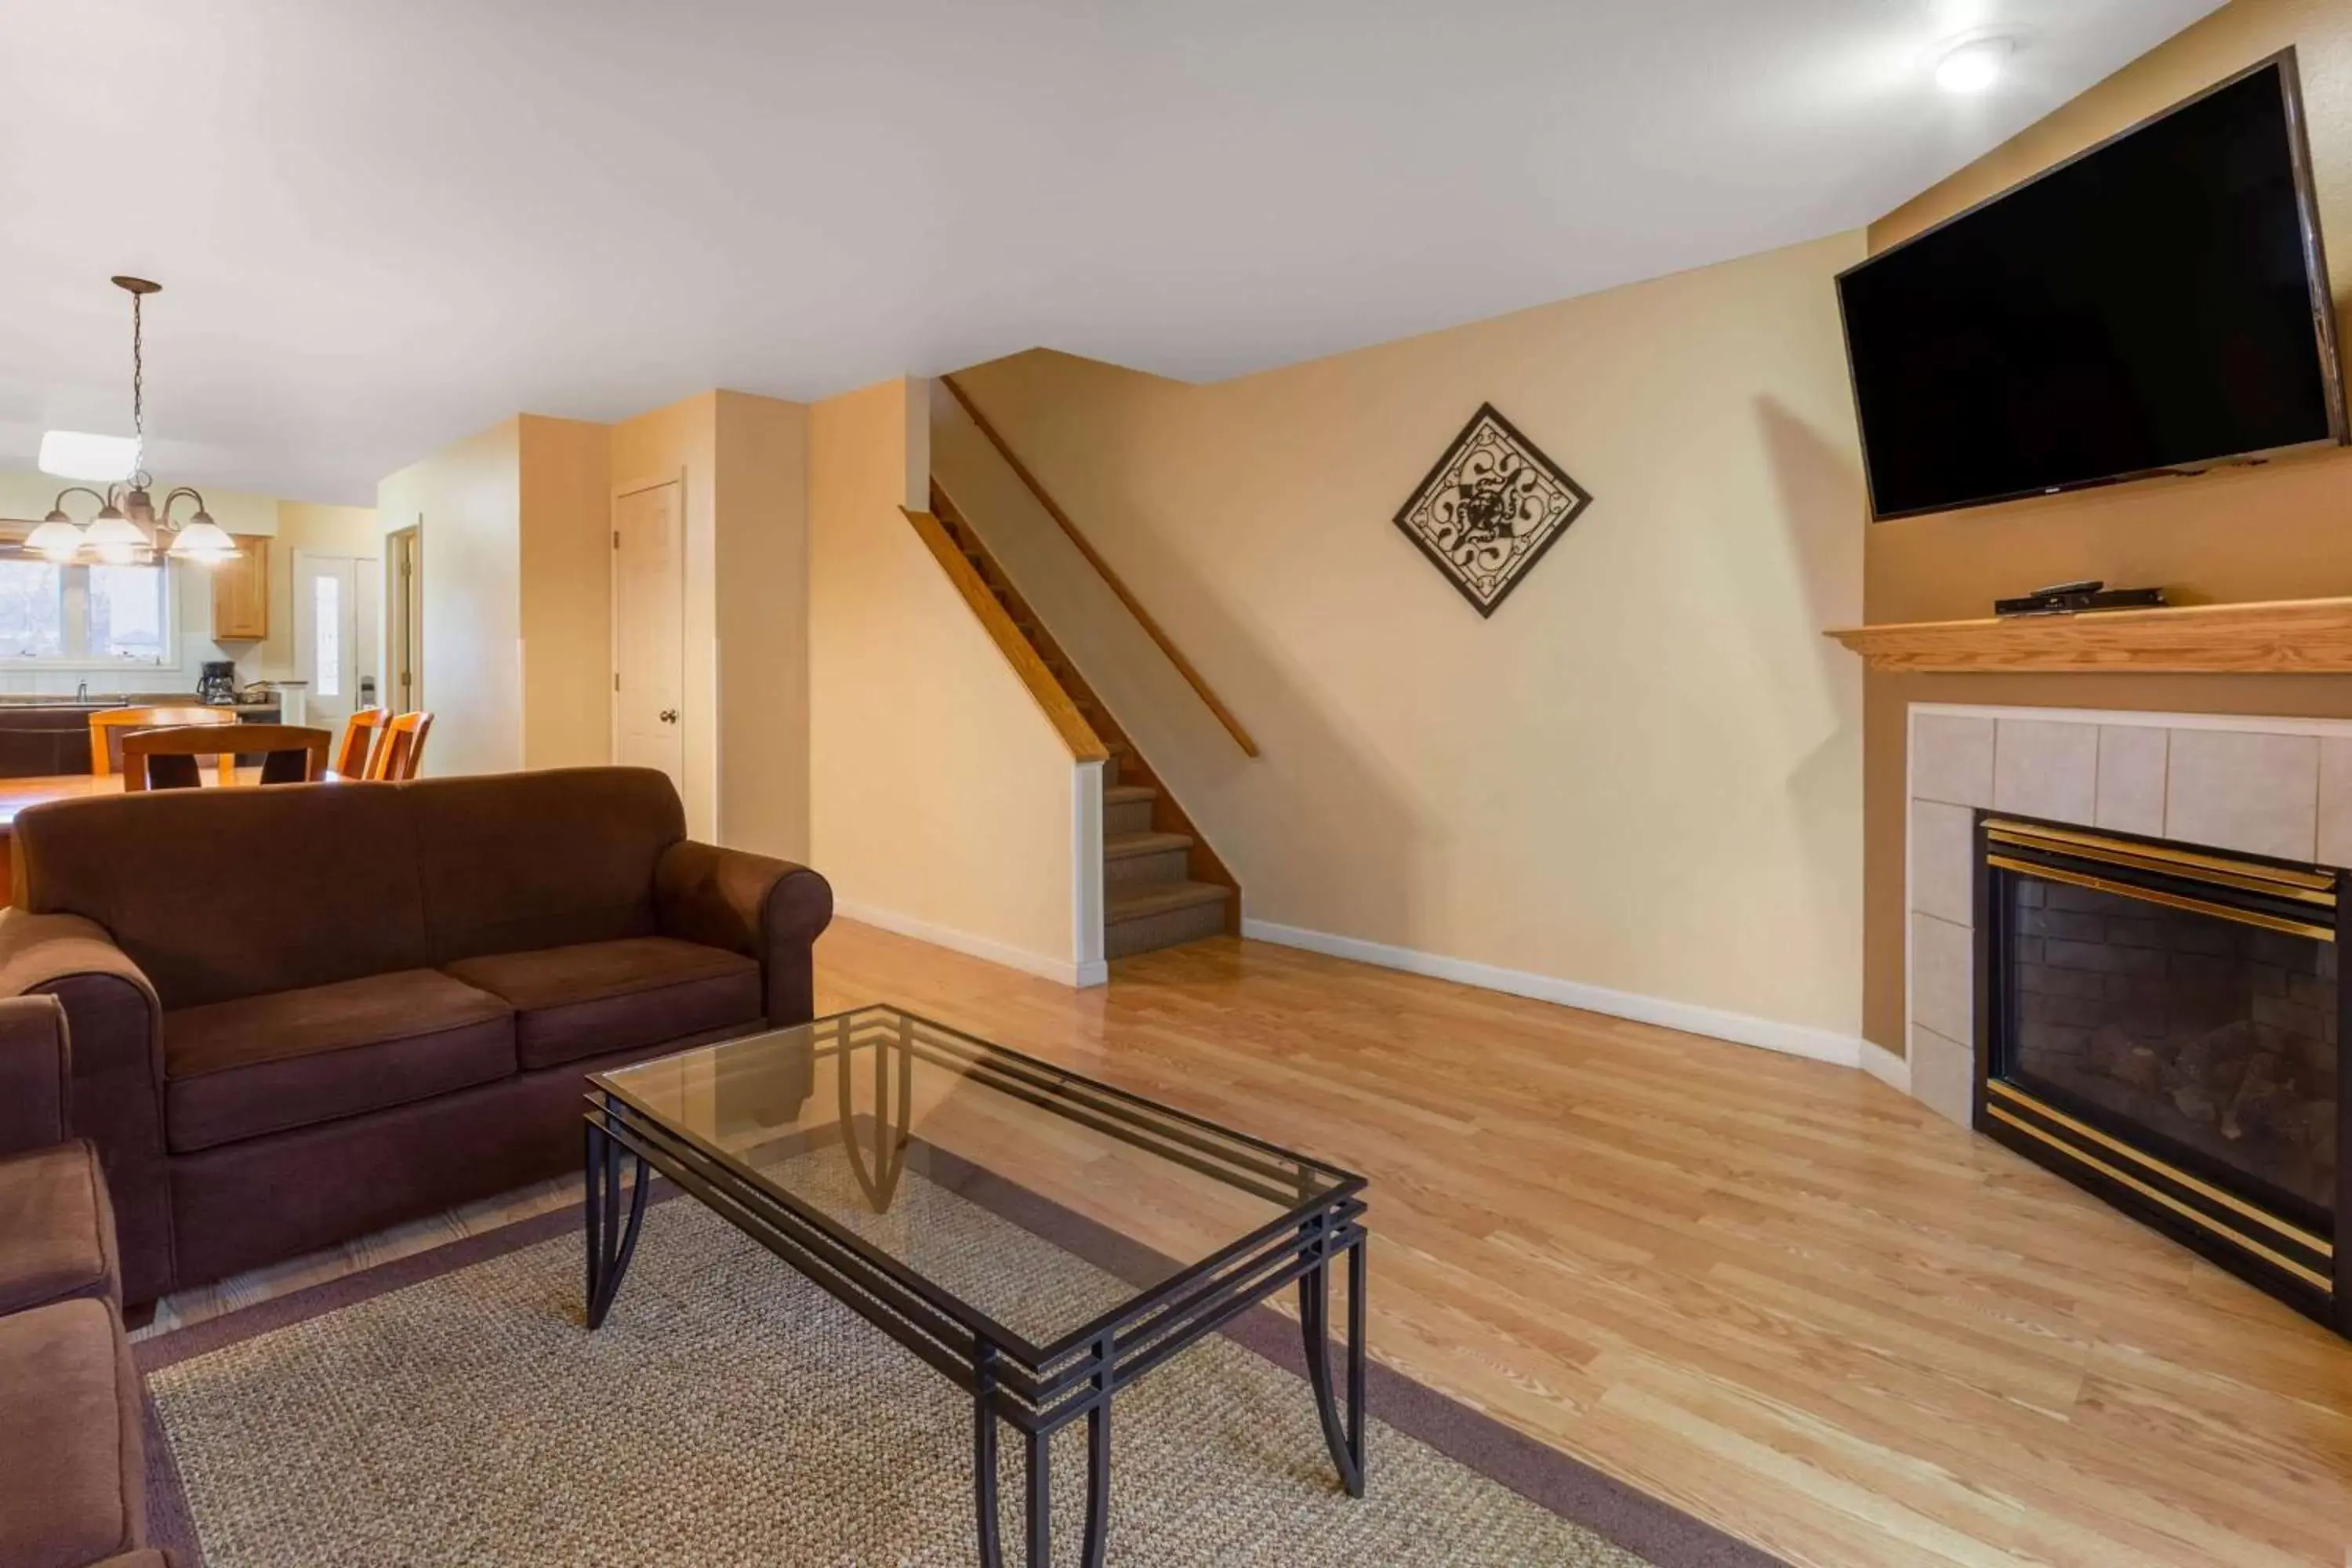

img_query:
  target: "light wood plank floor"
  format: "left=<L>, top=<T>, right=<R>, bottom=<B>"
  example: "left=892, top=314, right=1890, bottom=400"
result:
left=148, top=920, right=2352, bottom=1567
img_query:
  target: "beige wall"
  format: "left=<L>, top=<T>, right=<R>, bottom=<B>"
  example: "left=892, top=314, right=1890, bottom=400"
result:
left=378, top=419, right=524, bottom=775
left=952, top=230, right=1868, bottom=1040
left=518, top=416, right=614, bottom=771
left=1857, top=0, right=2352, bottom=1057
left=713, top=390, right=811, bottom=861
left=808, top=376, right=1090, bottom=978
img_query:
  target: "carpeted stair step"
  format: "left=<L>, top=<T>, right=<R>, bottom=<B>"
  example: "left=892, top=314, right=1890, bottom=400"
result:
left=1102, top=783, right=1157, bottom=836
left=1104, top=880, right=1231, bottom=960
left=1103, top=829, right=1192, bottom=892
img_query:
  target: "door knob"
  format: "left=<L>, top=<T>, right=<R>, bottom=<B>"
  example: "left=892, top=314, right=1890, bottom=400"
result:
left=659, top=709, right=679, bottom=724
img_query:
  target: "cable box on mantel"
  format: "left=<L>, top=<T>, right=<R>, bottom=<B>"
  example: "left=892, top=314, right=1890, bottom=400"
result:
left=1824, top=595, right=2352, bottom=674
left=1993, top=579, right=2166, bottom=618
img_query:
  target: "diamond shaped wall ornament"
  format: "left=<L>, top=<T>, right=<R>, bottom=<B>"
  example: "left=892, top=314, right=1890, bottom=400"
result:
left=1392, top=404, right=1592, bottom=617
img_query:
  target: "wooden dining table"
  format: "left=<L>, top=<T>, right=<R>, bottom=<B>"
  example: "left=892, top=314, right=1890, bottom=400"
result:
left=0, top=770, right=348, bottom=908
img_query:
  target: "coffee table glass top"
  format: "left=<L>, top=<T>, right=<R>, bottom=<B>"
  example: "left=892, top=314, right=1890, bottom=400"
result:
left=592, top=1005, right=1361, bottom=1359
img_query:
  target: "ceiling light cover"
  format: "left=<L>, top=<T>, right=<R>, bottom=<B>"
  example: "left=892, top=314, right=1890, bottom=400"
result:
left=1936, top=37, right=2014, bottom=93
left=36, top=430, right=140, bottom=482
left=166, top=517, right=238, bottom=561
left=82, top=510, right=149, bottom=550
left=22, top=516, right=86, bottom=561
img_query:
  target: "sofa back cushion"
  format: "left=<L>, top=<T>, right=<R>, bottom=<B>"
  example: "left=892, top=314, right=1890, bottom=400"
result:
left=400, top=768, right=686, bottom=964
left=13, top=783, right=431, bottom=1011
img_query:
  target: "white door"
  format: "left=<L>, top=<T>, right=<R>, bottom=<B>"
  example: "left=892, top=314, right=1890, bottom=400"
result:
left=612, top=480, right=685, bottom=791
left=293, top=552, right=372, bottom=731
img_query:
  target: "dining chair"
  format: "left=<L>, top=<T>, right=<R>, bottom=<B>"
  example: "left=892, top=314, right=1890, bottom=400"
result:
left=89, top=706, right=238, bottom=786
left=333, top=706, right=391, bottom=779
left=122, top=724, right=334, bottom=792
left=365, top=711, right=434, bottom=782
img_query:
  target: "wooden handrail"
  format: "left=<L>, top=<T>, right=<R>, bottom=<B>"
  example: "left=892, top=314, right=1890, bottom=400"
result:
left=900, top=506, right=1109, bottom=764
left=939, top=373, right=1260, bottom=757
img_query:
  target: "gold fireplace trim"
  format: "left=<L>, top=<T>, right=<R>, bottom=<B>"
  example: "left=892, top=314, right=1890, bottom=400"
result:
left=1985, top=852, right=2336, bottom=943
left=1984, top=819, right=2339, bottom=906
left=1987, top=1082, right=2332, bottom=1290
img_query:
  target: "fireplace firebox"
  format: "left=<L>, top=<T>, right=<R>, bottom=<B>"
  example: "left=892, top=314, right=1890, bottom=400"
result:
left=1976, top=815, right=2347, bottom=1330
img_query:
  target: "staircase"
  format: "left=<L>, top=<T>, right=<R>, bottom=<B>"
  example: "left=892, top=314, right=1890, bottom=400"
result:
left=931, top=485, right=1236, bottom=959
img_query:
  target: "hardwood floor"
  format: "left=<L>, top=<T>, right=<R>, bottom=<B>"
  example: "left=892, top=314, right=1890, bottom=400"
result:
left=151, top=920, right=2352, bottom=1566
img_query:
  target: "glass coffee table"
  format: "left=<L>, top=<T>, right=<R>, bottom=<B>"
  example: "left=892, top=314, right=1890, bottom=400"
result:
left=582, top=1004, right=1369, bottom=1568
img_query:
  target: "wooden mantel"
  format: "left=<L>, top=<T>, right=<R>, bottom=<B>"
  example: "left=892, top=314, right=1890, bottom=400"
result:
left=1824, top=597, right=2352, bottom=674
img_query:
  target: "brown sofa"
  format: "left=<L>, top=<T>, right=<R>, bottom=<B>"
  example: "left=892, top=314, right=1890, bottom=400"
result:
left=0, top=994, right=163, bottom=1568
left=0, top=767, right=833, bottom=1306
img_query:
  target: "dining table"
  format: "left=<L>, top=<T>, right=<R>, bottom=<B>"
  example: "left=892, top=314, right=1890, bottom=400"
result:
left=0, top=769, right=347, bottom=909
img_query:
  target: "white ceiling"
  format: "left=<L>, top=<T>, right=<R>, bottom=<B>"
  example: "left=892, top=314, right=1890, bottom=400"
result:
left=1, top=0, right=2221, bottom=503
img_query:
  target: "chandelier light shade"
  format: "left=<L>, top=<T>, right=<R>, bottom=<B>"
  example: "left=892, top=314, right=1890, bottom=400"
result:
left=24, top=278, right=238, bottom=568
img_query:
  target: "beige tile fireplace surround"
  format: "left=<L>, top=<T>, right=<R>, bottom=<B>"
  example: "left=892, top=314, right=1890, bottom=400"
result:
left=1906, top=702, right=2352, bottom=1124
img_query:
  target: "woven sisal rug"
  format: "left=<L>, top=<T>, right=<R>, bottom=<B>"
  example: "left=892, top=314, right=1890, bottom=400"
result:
left=137, top=1160, right=1780, bottom=1567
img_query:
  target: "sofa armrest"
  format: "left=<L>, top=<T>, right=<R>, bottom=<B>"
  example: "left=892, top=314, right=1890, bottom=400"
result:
left=0, top=993, right=69, bottom=1157
left=0, top=912, right=161, bottom=1084
left=654, top=842, right=834, bottom=1027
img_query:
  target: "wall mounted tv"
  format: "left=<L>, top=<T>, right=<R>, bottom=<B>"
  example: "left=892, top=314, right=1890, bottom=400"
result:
left=1838, top=49, right=2347, bottom=521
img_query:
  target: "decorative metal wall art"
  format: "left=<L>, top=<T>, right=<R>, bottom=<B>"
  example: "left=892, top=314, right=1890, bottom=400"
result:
left=1392, top=404, right=1592, bottom=617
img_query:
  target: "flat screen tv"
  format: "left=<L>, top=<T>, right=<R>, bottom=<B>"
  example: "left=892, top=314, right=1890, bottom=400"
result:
left=1838, top=49, right=2346, bottom=521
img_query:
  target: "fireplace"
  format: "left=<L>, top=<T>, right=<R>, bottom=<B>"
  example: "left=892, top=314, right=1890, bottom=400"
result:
left=1976, top=815, right=2347, bottom=1329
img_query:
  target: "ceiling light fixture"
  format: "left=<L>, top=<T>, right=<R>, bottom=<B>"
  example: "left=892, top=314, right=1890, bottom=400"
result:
left=1936, top=36, right=2013, bottom=94
left=29, top=278, right=238, bottom=568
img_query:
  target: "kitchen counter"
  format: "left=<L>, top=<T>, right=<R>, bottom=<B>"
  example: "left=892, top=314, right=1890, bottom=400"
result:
left=0, top=696, right=286, bottom=777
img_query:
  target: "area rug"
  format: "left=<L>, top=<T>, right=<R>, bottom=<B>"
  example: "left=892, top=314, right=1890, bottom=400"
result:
left=137, top=1159, right=1781, bottom=1567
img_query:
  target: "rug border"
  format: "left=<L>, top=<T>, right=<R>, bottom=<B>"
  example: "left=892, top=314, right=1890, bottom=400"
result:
left=137, top=1174, right=1784, bottom=1568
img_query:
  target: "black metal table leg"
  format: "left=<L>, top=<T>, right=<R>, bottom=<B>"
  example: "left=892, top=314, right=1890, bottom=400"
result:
left=975, top=1348, right=1007, bottom=1568
left=1079, top=1333, right=1112, bottom=1568
left=584, top=1110, right=651, bottom=1330
left=1024, top=1426, right=1054, bottom=1568
left=1300, top=1218, right=1367, bottom=1497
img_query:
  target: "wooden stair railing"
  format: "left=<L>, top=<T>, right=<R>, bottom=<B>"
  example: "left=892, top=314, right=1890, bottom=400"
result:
left=899, top=506, right=1109, bottom=764
left=939, top=372, right=1259, bottom=757
left=925, top=485, right=1240, bottom=950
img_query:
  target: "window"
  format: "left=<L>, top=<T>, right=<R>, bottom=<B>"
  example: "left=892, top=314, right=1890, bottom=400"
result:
left=0, top=560, right=172, bottom=666
left=313, top=574, right=341, bottom=698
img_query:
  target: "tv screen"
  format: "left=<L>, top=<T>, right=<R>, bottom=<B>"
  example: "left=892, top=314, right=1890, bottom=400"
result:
left=1838, top=52, right=2345, bottom=521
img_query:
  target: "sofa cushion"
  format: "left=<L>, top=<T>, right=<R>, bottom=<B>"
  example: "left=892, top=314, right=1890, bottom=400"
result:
left=443, top=937, right=761, bottom=1070
left=0, top=1298, right=144, bottom=1568
left=0, top=1139, right=118, bottom=1316
left=401, top=768, right=687, bottom=966
left=164, top=970, right=515, bottom=1154
left=13, top=783, right=431, bottom=1011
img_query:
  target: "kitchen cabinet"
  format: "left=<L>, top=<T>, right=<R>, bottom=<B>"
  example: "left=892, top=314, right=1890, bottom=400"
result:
left=209, top=535, right=270, bottom=641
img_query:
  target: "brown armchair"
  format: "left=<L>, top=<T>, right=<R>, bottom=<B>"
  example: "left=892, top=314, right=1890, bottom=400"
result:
left=0, top=995, right=160, bottom=1568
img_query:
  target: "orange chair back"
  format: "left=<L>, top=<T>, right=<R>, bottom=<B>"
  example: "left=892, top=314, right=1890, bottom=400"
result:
left=365, top=711, right=434, bottom=782
left=122, top=724, right=333, bottom=792
left=90, top=706, right=238, bottom=784
left=334, top=706, right=391, bottom=778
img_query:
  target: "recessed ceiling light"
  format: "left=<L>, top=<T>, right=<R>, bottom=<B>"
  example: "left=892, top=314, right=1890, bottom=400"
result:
left=37, top=430, right=141, bottom=481
left=1936, top=36, right=2013, bottom=94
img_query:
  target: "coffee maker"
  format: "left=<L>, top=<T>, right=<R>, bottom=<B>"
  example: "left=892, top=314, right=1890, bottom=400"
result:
left=198, top=660, right=238, bottom=706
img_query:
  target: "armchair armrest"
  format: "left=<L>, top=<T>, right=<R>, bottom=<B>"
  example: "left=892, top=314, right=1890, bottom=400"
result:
left=0, top=912, right=161, bottom=1087
left=0, top=993, right=68, bottom=1157
left=654, top=842, right=834, bottom=1026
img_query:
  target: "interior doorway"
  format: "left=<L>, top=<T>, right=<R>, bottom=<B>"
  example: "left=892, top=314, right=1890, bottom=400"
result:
left=611, top=476, right=685, bottom=794
left=386, top=525, right=422, bottom=717
left=293, top=550, right=384, bottom=734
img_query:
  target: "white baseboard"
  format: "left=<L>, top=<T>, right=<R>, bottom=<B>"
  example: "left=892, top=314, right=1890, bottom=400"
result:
left=1240, top=918, right=1865, bottom=1069
left=835, top=902, right=1105, bottom=989
left=1860, top=1040, right=1911, bottom=1094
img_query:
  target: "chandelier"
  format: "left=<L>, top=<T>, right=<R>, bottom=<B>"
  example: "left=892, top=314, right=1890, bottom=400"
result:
left=25, top=278, right=238, bottom=567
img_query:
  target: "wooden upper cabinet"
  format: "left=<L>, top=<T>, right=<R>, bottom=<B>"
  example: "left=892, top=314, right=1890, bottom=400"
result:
left=209, top=535, right=270, bottom=641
